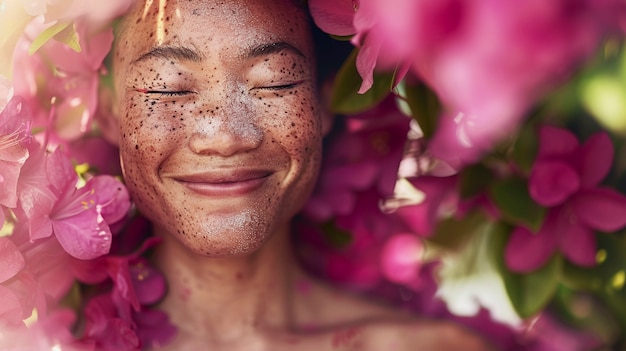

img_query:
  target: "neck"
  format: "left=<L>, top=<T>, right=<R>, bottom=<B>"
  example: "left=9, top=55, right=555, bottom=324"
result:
left=153, top=224, right=299, bottom=342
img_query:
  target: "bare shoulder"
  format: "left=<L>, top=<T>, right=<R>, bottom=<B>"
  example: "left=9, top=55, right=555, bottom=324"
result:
left=294, top=276, right=495, bottom=351
left=358, top=319, right=496, bottom=351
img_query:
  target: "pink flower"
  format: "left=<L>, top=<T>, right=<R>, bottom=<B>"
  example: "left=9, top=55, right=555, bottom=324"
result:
left=303, top=98, right=409, bottom=221
left=0, top=96, right=31, bottom=210
left=27, top=148, right=130, bottom=260
left=12, top=19, right=114, bottom=143
left=393, top=175, right=458, bottom=236
left=380, top=233, right=424, bottom=286
left=310, top=0, right=623, bottom=165
left=427, top=0, right=618, bottom=165
left=505, top=126, right=626, bottom=272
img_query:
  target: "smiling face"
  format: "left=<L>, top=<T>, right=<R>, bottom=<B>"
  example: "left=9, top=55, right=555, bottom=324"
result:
left=113, top=0, right=323, bottom=256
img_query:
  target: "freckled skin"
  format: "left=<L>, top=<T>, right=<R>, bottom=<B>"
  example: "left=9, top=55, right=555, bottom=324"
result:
left=114, top=0, right=322, bottom=256
left=110, top=1, right=495, bottom=350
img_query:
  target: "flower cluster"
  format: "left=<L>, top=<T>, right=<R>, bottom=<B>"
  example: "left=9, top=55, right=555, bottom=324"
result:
left=0, top=1, right=175, bottom=349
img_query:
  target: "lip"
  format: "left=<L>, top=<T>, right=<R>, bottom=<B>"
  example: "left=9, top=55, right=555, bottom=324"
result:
left=171, top=170, right=273, bottom=197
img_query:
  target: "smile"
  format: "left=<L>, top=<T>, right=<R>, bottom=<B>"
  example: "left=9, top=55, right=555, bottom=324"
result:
left=173, top=170, right=273, bottom=197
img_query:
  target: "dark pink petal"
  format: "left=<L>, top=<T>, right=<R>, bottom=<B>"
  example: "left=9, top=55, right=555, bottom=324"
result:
left=578, top=132, right=613, bottom=188
left=505, top=224, right=557, bottom=273
left=108, top=257, right=140, bottom=311
left=71, top=257, right=110, bottom=284
left=133, top=309, right=177, bottom=349
left=571, top=188, right=626, bottom=232
left=88, top=175, right=131, bottom=224
left=308, top=0, right=357, bottom=36
left=52, top=209, right=112, bottom=260
left=557, top=218, right=596, bottom=267
left=130, top=259, right=166, bottom=305
left=0, top=238, right=25, bottom=283
left=529, top=160, right=580, bottom=206
left=537, top=126, right=579, bottom=158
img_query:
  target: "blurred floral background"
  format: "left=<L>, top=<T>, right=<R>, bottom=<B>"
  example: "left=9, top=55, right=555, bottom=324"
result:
left=1, top=0, right=626, bottom=350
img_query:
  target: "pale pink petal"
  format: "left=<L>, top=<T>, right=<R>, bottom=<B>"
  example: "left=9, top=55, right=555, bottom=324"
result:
left=88, top=175, right=130, bottom=225
left=0, top=238, right=25, bottom=283
left=505, top=223, right=558, bottom=273
left=28, top=209, right=53, bottom=241
left=557, top=218, right=596, bottom=267
left=578, top=132, right=613, bottom=188
left=52, top=209, right=112, bottom=260
left=529, top=160, right=580, bottom=206
left=537, top=125, right=579, bottom=158
left=354, top=33, right=382, bottom=94
left=0, top=285, right=24, bottom=325
left=46, top=148, right=77, bottom=196
left=308, top=0, right=356, bottom=36
left=0, top=160, right=25, bottom=209
left=571, top=188, right=626, bottom=232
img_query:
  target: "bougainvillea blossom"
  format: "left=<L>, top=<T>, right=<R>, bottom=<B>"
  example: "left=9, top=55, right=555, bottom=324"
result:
left=0, top=96, right=31, bottom=210
left=506, top=126, right=626, bottom=272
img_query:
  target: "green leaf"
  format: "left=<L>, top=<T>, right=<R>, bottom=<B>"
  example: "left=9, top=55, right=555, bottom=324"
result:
left=458, top=164, right=494, bottom=199
left=488, top=177, right=546, bottom=232
left=330, top=48, right=394, bottom=115
left=320, top=221, right=353, bottom=249
left=491, top=225, right=561, bottom=318
left=403, top=82, right=441, bottom=138
left=510, top=123, right=538, bottom=174
left=29, top=21, right=81, bottom=56
left=428, top=210, right=489, bottom=252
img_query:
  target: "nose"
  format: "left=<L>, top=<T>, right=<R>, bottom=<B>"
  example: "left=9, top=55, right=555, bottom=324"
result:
left=188, top=117, right=263, bottom=157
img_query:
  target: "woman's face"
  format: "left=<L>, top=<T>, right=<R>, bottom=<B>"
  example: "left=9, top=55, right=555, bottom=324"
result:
left=113, top=0, right=323, bottom=256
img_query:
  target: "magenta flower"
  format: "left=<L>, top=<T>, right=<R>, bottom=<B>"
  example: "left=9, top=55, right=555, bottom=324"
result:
left=380, top=233, right=424, bottom=286
left=27, top=148, right=130, bottom=260
left=393, top=175, right=458, bottom=237
left=303, top=98, right=409, bottom=221
left=0, top=96, right=32, bottom=210
left=505, top=126, right=626, bottom=272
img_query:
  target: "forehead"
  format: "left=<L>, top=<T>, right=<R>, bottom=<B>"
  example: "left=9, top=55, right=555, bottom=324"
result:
left=116, top=0, right=311, bottom=64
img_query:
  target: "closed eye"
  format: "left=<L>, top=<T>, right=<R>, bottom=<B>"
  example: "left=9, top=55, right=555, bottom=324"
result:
left=137, top=89, right=195, bottom=97
left=256, top=80, right=305, bottom=91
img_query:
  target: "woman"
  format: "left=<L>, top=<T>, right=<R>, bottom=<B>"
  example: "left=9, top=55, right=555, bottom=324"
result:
left=105, top=0, right=492, bottom=349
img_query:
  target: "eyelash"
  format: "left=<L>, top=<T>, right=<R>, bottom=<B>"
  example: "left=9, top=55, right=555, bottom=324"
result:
left=137, top=80, right=304, bottom=97
left=139, top=90, right=194, bottom=97
left=257, top=80, right=305, bottom=91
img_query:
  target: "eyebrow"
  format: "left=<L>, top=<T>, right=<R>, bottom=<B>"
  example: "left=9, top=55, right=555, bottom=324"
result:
left=246, top=41, right=305, bottom=59
left=132, top=41, right=304, bottom=65
left=132, top=45, right=203, bottom=64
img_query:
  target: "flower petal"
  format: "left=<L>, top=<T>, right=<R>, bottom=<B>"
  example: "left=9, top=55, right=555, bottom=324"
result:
left=354, top=33, right=382, bottom=94
left=52, top=209, right=112, bottom=260
left=537, top=125, right=579, bottom=159
left=578, top=132, right=613, bottom=188
left=557, top=218, right=596, bottom=267
left=88, top=175, right=130, bottom=225
left=308, top=0, right=356, bottom=36
left=0, top=238, right=25, bottom=283
left=529, top=160, right=580, bottom=207
left=571, top=188, right=626, bottom=232
left=505, top=224, right=557, bottom=273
